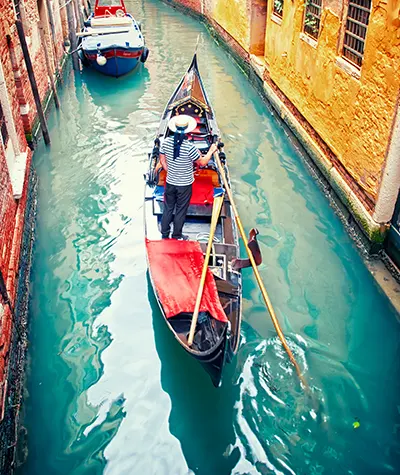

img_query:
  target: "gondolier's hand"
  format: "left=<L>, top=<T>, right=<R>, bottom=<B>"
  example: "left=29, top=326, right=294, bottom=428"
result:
left=198, top=143, right=218, bottom=167
left=155, top=161, right=163, bottom=172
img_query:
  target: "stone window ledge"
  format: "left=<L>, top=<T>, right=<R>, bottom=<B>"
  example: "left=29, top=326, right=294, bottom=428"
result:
left=300, top=32, right=317, bottom=49
left=10, top=151, right=28, bottom=199
left=271, top=14, right=283, bottom=26
left=335, top=56, right=361, bottom=80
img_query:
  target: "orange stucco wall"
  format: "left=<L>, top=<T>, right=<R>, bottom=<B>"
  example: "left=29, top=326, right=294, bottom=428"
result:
left=264, top=1, right=400, bottom=203
left=211, top=0, right=251, bottom=51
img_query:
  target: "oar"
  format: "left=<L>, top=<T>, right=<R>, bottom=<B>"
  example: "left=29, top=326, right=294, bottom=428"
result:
left=188, top=194, right=225, bottom=347
left=213, top=151, right=309, bottom=390
left=76, top=28, right=130, bottom=37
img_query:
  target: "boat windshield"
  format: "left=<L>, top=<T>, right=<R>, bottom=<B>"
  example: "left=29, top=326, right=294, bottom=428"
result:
left=97, top=0, right=124, bottom=5
left=94, top=0, right=127, bottom=16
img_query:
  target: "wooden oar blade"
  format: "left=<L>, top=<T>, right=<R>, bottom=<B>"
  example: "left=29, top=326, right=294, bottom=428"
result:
left=211, top=195, right=224, bottom=226
left=188, top=193, right=225, bottom=346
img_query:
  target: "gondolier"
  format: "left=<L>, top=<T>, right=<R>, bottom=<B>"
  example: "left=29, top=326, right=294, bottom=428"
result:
left=159, top=115, right=217, bottom=239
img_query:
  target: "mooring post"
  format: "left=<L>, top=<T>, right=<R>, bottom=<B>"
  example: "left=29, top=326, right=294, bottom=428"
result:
left=44, top=0, right=61, bottom=80
left=15, top=19, right=51, bottom=145
left=38, top=21, right=60, bottom=109
left=73, top=0, right=85, bottom=30
left=65, top=0, right=80, bottom=71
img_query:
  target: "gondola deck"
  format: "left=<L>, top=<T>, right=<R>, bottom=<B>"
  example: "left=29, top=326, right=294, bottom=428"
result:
left=144, top=53, right=260, bottom=387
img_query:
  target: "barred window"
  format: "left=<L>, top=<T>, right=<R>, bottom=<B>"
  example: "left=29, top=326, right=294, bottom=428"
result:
left=343, top=0, right=371, bottom=67
left=304, top=0, right=322, bottom=40
left=273, top=0, right=284, bottom=18
left=0, top=103, right=8, bottom=146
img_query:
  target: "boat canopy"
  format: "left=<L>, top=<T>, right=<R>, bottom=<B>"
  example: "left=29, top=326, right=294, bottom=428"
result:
left=94, top=0, right=127, bottom=17
left=146, top=239, right=228, bottom=322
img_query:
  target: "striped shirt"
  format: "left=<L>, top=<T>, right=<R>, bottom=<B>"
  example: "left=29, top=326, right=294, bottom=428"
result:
left=160, top=137, right=201, bottom=186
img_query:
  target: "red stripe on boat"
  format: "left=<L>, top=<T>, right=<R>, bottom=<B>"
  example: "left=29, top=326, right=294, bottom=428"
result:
left=146, top=239, right=228, bottom=322
left=103, top=50, right=142, bottom=59
left=85, top=51, right=141, bottom=60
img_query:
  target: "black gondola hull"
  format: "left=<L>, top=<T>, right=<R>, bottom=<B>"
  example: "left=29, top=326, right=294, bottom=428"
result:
left=144, top=53, right=246, bottom=387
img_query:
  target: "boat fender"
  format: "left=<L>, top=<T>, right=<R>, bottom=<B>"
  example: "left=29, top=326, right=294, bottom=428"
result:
left=96, top=54, right=107, bottom=66
left=140, top=46, right=149, bottom=63
left=84, top=20, right=91, bottom=27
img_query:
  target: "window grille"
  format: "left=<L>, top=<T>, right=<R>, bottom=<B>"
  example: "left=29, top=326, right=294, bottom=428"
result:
left=343, top=0, right=371, bottom=67
left=0, top=103, right=8, bottom=146
left=273, top=0, right=284, bottom=18
left=304, top=0, right=322, bottom=40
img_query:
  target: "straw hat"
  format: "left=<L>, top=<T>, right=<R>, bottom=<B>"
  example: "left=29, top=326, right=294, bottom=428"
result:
left=168, top=114, right=197, bottom=133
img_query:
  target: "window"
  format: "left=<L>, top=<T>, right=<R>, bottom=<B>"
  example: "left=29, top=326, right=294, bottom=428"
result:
left=273, top=0, right=284, bottom=18
left=304, top=0, right=322, bottom=40
left=0, top=103, right=8, bottom=146
left=343, top=0, right=371, bottom=67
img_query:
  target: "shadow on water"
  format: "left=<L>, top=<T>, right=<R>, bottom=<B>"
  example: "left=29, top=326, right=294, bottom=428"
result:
left=79, top=64, right=151, bottom=112
left=147, top=274, right=240, bottom=475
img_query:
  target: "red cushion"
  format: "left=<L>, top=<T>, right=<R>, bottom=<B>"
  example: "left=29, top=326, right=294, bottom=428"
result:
left=190, top=175, right=214, bottom=205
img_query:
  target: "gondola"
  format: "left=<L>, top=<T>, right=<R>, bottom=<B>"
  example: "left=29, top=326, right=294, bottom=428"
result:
left=144, top=53, right=261, bottom=387
left=78, top=0, right=149, bottom=77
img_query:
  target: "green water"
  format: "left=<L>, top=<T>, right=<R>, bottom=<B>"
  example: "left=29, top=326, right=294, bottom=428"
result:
left=19, top=1, right=400, bottom=474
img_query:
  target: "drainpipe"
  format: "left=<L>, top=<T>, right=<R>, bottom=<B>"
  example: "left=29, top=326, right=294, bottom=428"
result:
left=0, top=59, right=21, bottom=157
left=373, top=93, right=400, bottom=224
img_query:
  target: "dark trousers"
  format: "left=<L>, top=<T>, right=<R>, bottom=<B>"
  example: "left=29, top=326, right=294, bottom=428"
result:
left=161, top=183, right=192, bottom=238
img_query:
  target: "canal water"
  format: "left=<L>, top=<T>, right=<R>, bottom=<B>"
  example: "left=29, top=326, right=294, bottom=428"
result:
left=19, top=1, right=400, bottom=474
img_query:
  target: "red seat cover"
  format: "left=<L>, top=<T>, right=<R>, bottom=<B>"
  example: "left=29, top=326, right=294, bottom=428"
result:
left=146, top=239, right=228, bottom=322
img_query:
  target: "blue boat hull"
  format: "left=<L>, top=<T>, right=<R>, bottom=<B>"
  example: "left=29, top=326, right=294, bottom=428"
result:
left=81, top=47, right=143, bottom=77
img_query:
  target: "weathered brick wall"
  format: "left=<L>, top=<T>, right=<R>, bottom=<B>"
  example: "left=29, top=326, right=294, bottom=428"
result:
left=0, top=150, right=17, bottom=280
left=19, top=0, right=49, bottom=131
left=0, top=1, right=28, bottom=151
left=1, top=0, right=67, bottom=138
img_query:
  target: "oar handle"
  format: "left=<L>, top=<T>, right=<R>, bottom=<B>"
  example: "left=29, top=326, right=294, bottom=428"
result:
left=213, top=151, right=309, bottom=389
